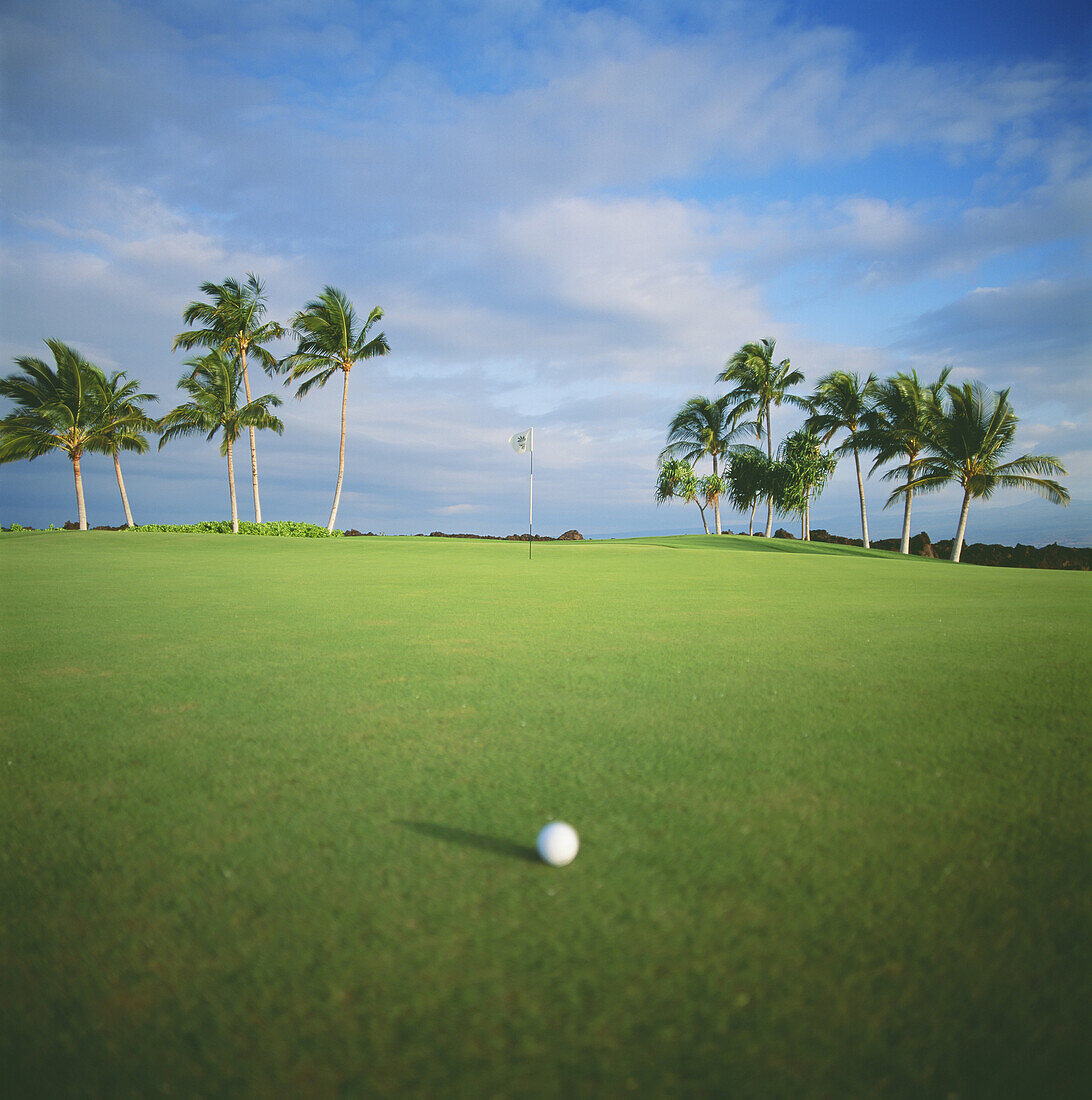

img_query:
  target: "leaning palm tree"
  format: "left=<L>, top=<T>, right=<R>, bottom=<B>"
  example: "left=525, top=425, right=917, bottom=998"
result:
left=88, top=370, right=158, bottom=527
left=856, top=368, right=950, bottom=554
left=890, top=382, right=1069, bottom=563
left=158, top=351, right=283, bottom=534
left=806, top=370, right=880, bottom=547
left=0, top=339, right=117, bottom=530
left=282, top=287, right=390, bottom=533
left=659, top=395, right=747, bottom=533
left=655, top=457, right=709, bottom=533
left=717, top=338, right=809, bottom=536
left=172, top=274, right=286, bottom=523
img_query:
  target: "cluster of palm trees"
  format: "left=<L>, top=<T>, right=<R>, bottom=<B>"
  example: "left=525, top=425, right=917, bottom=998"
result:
left=0, top=275, right=389, bottom=534
left=657, top=338, right=1070, bottom=562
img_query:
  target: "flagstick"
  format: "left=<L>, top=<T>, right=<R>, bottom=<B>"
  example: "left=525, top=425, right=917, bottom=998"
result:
left=529, top=446, right=533, bottom=560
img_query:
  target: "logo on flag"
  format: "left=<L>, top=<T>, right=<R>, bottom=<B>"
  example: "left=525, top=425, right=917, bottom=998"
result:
left=509, top=428, right=533, bottom=454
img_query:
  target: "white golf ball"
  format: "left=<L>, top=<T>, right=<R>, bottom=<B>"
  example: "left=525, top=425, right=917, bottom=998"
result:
left=537, top=821, right=579, bottom=867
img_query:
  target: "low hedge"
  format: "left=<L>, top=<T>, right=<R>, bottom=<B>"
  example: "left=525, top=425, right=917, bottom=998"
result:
left=125, top=521, right=342, bottom=538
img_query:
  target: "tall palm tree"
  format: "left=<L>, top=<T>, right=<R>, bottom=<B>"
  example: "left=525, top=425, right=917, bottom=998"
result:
left=659, top=395, right=746, bottom=534
left=655, top=458, right=709, bottom=533
left=805, top=370, right=880, bottom=547
left=158, top=351, right=284, bottom=534
left=0, top=339, right=117, bottom=530
left=890, top=382, right=1069, bottom=563
left=717, top=338, right=809, bottom=536
left=282, top=288, right=390, bottom=533
left=172, top=274, right=286, bottom=523
left=856, top=368, right=950, bottom=554
left=88, top=370, right=158, bottom=528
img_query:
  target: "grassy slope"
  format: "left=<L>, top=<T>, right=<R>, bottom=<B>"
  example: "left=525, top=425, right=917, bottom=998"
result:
left=1, top=533, right=1089, bottom=1098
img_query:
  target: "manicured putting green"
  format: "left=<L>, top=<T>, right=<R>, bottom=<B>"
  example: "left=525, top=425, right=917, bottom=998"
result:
left=1, top=532, right=1089, bottom=1096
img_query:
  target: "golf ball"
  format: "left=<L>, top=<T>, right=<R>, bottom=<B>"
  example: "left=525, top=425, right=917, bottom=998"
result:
left=537, top=821, right=579, bottom=867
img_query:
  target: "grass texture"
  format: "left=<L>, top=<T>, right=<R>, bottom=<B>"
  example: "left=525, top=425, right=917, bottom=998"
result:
left=1, top=532, right=1089, bottom=1098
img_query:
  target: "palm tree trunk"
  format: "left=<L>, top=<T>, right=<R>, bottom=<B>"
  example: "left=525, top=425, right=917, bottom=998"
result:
left=327, top=368, right=349, bottom=534
left=712, top=455, right=722, bottom=534
left=763, top=407, right=775, bottom=537
left=227, top=438, right=239, bottom=534
left=72, top=450, right=87, bottom=530
left=696, top=502, right=709, bottom=534
left=113, top=452, right=134, bottom=527
left=900, top=466, right=914, bottom=554
left=240, top=346, right=262, bottom=524
left=748, top=500, right=756, bottom=536
left=853, top=444, right=869, bottom=548
left=951, top=487, right=972, bottom=562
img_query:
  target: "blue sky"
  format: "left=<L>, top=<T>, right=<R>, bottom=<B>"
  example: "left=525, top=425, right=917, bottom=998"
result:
left=1, top=0, right=1089, bottom=542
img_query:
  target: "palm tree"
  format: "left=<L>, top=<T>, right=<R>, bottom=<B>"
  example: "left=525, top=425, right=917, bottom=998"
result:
left=856, top=368, right=950, bottom=554
left=777, top=428, right=838, bottom=540
left=0, top=339, right=118, bottom=530
left=659, top=395, right=746, bottom=534
left=890, top=382, right=1069, bottom=563
left=88, top=371, right=158, bottom=527
left=806, top=370, right=880, bottom=547
left=724, top=444, right=775, bottom=536
left=282, top=288, right=390, bottom=533
left=717, top=338, right=809, bottom=536
left=699, top=473, right=729, bottom=531
left=158, top=351, right=284, bottom=534
left=172, top=274, right=286, bottom=523
left=655, top=458, right=709, bottom=533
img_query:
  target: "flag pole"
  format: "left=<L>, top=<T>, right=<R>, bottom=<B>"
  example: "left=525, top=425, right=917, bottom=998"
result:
left=508, top=428, right=534, bottom=559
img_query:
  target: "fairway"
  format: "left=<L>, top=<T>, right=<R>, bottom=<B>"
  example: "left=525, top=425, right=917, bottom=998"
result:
left=2, top=532, right=1089, bottom=1097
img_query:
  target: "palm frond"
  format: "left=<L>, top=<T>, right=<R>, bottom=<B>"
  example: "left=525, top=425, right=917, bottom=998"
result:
left=286, top=288, right=389, bottom=400
left=172, top=327, right=220, bottom=352
left=991, top=474, right=1070, bottom=506
left=0, top=340, right=114, bottom=461
left=293, top=366, right=340, bottom=399
left=0, top=414, right=64, bottom=462
left=174, top=274, right=286, bottom=373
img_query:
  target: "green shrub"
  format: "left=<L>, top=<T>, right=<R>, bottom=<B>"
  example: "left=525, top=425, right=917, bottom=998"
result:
left=124, top=521, right=342, bottom=538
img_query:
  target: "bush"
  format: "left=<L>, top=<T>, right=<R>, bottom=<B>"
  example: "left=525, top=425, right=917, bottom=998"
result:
left=125, top=521, right=343, bottom=538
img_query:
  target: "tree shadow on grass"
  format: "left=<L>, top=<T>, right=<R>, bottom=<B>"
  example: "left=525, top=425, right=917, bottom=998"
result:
left=395, top=820, right=539, bottom=863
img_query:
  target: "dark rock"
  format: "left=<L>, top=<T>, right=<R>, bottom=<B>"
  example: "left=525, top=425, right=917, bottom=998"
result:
left=808, top=529, right=863, bottom=547
left=558, top=529, right=584, bottom=540
left=924, top=538, right=1090, bottom=570
left=909, top=531, right=936, bottom=558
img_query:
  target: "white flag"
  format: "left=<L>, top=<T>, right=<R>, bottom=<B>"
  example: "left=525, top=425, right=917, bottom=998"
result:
left=509, top=428, right=533, bottom=454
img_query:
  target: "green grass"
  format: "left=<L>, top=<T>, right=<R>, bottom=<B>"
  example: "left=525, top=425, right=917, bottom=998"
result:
left=1, top=532, right=1089, bottom=1098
